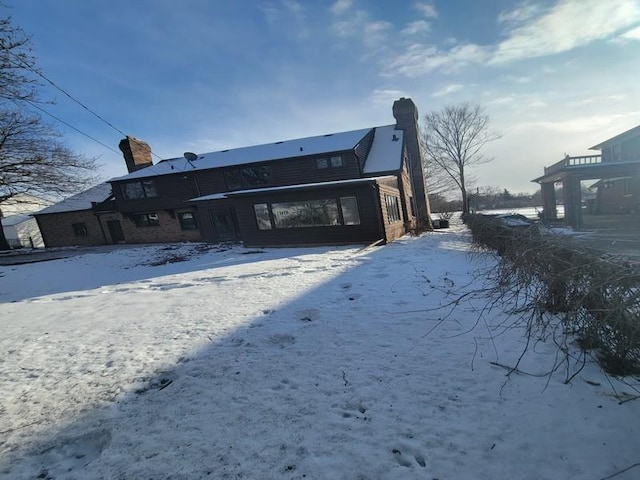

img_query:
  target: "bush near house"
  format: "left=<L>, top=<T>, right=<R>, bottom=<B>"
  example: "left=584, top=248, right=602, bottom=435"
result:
left=463, top=213, right=640, bottom=376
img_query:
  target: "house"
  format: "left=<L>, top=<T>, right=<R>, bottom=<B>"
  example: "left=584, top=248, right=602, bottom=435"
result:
left=533, top=124, right=640, bottom=227
left=587, top=126, right=640, bottom=215
left=0, top=194, right=52, bottom=248
left=34, top=183, right=120, bottom=248
left=35, top=97, right=431, bottom=248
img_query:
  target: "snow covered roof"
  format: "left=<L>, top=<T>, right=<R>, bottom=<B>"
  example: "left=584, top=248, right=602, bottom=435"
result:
left=35, top=183, right=113, bottom=215
left=110, top=127, right=376, bottom=182
left=1, top=213, right=33, bottom=227
left=363, top=125, right=404, bottom=174
left=190, top=176, right=397, bottom=202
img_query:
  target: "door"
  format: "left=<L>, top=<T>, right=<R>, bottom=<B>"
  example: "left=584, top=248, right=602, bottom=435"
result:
left=107, top=220, right=125, bottom=243
left=210, top=208, right=239, bottom=242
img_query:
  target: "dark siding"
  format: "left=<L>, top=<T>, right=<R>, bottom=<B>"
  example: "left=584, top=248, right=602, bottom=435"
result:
left=112, top=150, right=363, bottom=214
left=113, top=172, right=203, bottom=213
left=354, top=128, right=375, bottom=173
left=197, top=184, right=383, bottom=247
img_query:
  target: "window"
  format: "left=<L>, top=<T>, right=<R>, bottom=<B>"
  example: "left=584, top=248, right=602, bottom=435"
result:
left=315, top=155, right=344, bottom=170
left=272, top=199, right=340, bottom=228
left=123, top=180, right=157, bottom=199
left=316, top=158, right=329, bottom=169
left=177, top=211, right=198, bottom=230
left=385, top=195, right=401, bottom=223
left=224, top=166, right=272, bottom=190
left=253, top=197, right=360, bottom=229
left=254, top=204, right=272, bottom=230
left=132, top=213, right=160, bottom=227
left=340, top=196, right=360, bottom=225
left=72, top=222, right=88, bottom=236
left=330, top=156, right=343, bottom=167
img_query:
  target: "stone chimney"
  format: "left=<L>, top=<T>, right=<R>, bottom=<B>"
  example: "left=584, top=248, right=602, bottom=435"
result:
left=119, top=136, right=153, bottom=173
left=392, top=97, right=431, bottom=228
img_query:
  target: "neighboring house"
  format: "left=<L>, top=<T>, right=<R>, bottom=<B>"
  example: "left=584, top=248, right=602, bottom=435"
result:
left=533, top=124, right=640, bottom=227
left=35, top=97, right=431, bottom=248
left=587, top=126, right=640, bottom=215
left=589, top=177, right=638, bottom=214
left=0, top=194, right=52, bottom=248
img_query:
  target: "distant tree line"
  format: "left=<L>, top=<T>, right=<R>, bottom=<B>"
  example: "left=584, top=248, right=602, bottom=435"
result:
left=429, top=186, right=543, bottom=214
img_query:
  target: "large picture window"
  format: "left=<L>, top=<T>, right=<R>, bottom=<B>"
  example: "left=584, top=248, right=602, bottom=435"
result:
left=272, top=199, right=340, bottom=228
left=123, top=180, right=157, bottom=199
left=224, top=166, right=272, bottom=190
left=385, top=195, right=401, bottom=223
left=253, top=196, right=360, bottom=229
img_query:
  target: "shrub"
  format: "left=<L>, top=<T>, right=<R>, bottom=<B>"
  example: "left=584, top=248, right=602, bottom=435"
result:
left=463, top=214, right=640, bottom=375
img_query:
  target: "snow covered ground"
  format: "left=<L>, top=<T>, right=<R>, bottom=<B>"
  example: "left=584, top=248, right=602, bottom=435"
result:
left=1, top=225, right=638, bottom=479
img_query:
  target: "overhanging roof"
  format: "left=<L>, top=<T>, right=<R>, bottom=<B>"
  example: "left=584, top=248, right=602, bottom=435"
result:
left=190, top=176, right=396, bottom=202
left=590, top=124, right=640, bottom=150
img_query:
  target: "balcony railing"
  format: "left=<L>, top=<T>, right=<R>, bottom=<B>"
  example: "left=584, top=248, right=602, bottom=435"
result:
left=544, top=155, right=602, bottom=175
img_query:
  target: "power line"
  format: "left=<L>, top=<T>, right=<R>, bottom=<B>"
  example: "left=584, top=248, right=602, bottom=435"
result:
left=22, top=100, right=169, bottom=179
left=9, top=51, right=164, bottom=160
left=23, top=100, right=122, bottom=155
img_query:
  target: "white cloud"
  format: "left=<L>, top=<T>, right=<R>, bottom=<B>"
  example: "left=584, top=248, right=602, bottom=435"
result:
left=331, top=9, right=391, bottom=48
left=370, top=89, right=410, bottom=107
left=330, top=0, right=352, bottom=15
left=616, top=25, right=640, bottom=42
left=513, top=113, right=639, bottom=134
left=492, top=0, right=640, bottom=64
left=385, top=42, right=489, bottom=77
left=414, top=2, right=438, bottom=19
left=502, top=74, right=531, bottom=83
left=431, top=84, right=464, bottom=97
left=401, top=20, right=431, bottom=36
left=363, top=20, right=392, bottom=47
left=497, top=1, right=542, bottom=25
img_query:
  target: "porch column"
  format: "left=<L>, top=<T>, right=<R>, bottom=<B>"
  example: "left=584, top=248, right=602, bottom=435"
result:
left=562, top=175, right=583, bottom=229
left=540, top=182, right=557, bottom=221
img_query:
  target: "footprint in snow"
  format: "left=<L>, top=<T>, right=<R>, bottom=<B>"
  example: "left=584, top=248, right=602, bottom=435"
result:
left=267, top=334, right=296, bottom=348
left=391, top=447, right=426, bottom=468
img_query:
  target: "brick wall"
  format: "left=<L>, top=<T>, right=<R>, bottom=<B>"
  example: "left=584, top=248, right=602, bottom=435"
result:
left=36, top=210, right=107, bottom=248
left=112, top=209, right=202, bottom=244
left=36, top=208, right=203, bottom=247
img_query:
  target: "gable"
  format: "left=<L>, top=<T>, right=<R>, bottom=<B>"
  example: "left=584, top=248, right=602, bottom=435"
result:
left=362, top=125, right=404, bottom=174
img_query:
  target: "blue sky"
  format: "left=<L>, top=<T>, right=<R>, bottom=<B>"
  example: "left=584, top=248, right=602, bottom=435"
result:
left=7, top=0, right=640, bottom=194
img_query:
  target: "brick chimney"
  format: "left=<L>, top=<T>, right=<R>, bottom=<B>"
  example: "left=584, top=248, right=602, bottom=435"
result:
left=119, top=136, right=153, bottom=173
left=392, top=97, right=432, bottom=228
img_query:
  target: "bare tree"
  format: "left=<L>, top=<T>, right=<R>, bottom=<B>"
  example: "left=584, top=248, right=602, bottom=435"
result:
left=422, top=103, right=500, bottom=214
left=0, top=11, right=97, bottom=249
left=0, top=110, right=97, bottom=200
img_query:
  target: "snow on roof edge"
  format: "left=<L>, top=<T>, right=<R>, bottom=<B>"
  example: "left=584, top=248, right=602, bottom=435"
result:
left=189, top=176, right=397, bottom=202
left=34, top=183, right=113, bottom=215
left=108, top=126, right=380, bottom=183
